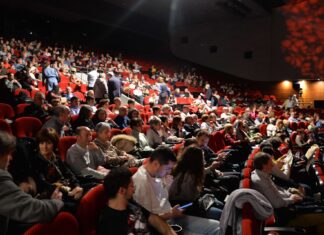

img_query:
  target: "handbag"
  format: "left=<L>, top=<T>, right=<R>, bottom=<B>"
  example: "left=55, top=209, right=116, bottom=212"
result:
left=198, top=194, right=216, bottom=211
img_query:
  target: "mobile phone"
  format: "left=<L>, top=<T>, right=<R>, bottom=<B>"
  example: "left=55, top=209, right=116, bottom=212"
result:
left=179, top=202, right=193, bottom=209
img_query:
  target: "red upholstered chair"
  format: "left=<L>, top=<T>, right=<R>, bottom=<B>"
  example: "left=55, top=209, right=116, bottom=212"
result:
left=16, top=103, right=31, bottom=116
left=70, top=115, right=79, bottom=125
left=76, top=184, right=107, bottom=235
left=23, top=212, right=79, bottom=235
left=208, top=131, right=219, bottom=153
left=290, top=131, right=298, bottom=145
left=73, top=91, right=85, bottom=102
left=289, top=122, right=298, bottom=131
left=110, top=128, right=123, bottom=138
left=58, top=136, right=77, bottom=161
left=259, top=124, right=267, bottom=137
left=122, top=127, right=132, bottom=135
left=241, top=203, right=263, bottom=235
left=142, top=125, right=150, bottom=134
left=0, top=119, right=12, bottom=134
left=242, top=168, right=252, bottom=178
left=13, top=117, right=42, bottom=138
left=14, top=88, right=31, bottom=97
left=0, top=103, right=15, bottom=120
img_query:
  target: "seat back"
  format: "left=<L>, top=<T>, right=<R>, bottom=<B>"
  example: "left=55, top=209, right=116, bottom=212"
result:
left=0, top=103, right=15, bottom=119
left=58, top=136, right=77, bottom=161
left=13, top=117, right=42, bottom=138
left=76, top=184, right=107, bottom=235
left=0, top=119, right=12, bottom=134
left=16, top=103, right=31, bottom=116
left=23, top=212, right=79, bottom=235
left=242, top=203, right=263, bottom=235
left=259, top=124, right=267, bottom=137
left=290, top=131, right=298, bottom=145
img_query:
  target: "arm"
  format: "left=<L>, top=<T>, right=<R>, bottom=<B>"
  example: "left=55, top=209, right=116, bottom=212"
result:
left=148, top=214, right=176, bottom=235
left=0, top=175, right=63, bottom=223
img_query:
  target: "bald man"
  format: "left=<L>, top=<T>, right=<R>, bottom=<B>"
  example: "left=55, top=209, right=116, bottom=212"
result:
left=66, top=126, right=109, bottom=180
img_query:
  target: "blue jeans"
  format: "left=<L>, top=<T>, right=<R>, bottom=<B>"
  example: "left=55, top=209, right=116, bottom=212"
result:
left=205, top=206, right=223, bottom=220
left=46, top=78, right=58, bottom=91
left=171, top=215, right=220, bottom=235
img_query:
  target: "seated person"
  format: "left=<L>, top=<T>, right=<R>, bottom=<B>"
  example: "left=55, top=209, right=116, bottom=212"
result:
left=111, top=97, right=122, bottom=114
left=132, top=146, right=220, bottom=235
left=146, top=117, right=163, bottom=148
left=93, top=122, right=140, bottom=168
left=0, top=131, right=63, bottom=235
left=200, top=114, right=213, bottom=134
left=32, top=128, right=83, bottom=212
left=114, top=106, right=130, bottom=130
left=251, top=152, right=324, bottom=233
left=69, top=96, right=81, bottom=115
left=72, top=105, right=95, bottom=131
left=92, top=108, right=118, bottom=128
left=169, top=146, right=223, bottom=220
left=42, top=105, right=73, bottom=136
left=171, top=116, right=185, bottom=138
left=183, top=115, right=198, bottom=138
left=66, top=126, right=108, bottom=180
left=130, top=118, right=154, bottom=158
left=97, top=167, right=176, bottom=235
left=22, top=91, right=50, bottom=121
left=85, top=94, right=97, bottom=114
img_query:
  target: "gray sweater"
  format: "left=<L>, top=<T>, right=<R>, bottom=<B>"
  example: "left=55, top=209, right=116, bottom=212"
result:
left=0, top=169, right=63, bottom=235
left=66, top=143, right=106, bottom=180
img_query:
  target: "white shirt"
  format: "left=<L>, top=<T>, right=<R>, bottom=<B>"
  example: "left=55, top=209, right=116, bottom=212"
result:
left=87, top=70, right=99, bottom=87
left=133, top=166, right=171, bottom=214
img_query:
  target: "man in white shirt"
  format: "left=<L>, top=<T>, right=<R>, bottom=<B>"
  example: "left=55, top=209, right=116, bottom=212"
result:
left=87, top=68, right=99, bottom=90
left=133, top=146, right=220, bottom=235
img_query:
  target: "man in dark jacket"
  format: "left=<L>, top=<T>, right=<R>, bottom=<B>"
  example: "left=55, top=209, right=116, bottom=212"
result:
left=108, top=72, right=122, bottom=103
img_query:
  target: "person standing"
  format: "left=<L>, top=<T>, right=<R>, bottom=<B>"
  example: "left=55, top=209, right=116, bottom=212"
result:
left=43, top=61, right=59, bottom=92
left=157, top=77, right=170, bottom=105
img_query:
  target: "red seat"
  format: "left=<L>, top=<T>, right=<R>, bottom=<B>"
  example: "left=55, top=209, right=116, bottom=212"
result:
left=242, top=168, right=252, bottom=178
left=13, top=117, right=42, bottom=138
left=14, top=88, right=31, bottom=97
left=259, top=124, right=267, bottom=137
left=242, top=203, right=263, bottom=235
left=58, top=82, right=69, bottom=91
left=240, top=178, right=251, bottom=189
left=58, top=136, right=77, bottom=161
left=110, top=128, right=123, bottom=138
left=73, top=91, right=85, bottom=102
left=122, top=127, right=132, bottom=135
left=70, top=115, right=79, bottom=125
left=289, top=122, right=298, bottom=131
left=0, top=103, right=15, bottom=119
left=142, top=125, right=150, bottom=134
left=0, top=119, right=12, bottom=134
left=23, top=212, right=79, bottom=235
left=76, top=184, right=107, bottom=235
left=16, top=103, right=31, bottom=116
left=290, top=131, right=298, bottom=145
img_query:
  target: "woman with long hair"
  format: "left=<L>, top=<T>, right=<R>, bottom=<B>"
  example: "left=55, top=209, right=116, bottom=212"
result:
left=169, top=146, right=222, bottom=220
left=72, top=105, right=95, bottom=131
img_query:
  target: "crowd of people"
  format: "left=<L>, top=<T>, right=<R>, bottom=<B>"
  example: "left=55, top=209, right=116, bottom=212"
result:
left=1, top=36, right=324, bottom=235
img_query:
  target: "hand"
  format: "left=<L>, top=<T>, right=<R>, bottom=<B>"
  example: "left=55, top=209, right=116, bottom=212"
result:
left=88, top=142, right=98, bottom=150
left=68, top=186, right=83, bottom=200
left=171, top=205, right=183, bottom=218
left=298, top=186, right=305, bottom=197
left=290, top=194, right=303, bottom=203
left=62, top=125, right=70, bottom=131
left=51, top=187, right=63, bottom=200
left=210, top=161, right=221, bottom=170
left=276, top=159, right=285, bottom=169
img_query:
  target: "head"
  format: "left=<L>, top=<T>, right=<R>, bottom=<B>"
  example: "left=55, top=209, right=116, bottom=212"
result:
left=93, top=108, right=107, bottom=122
left=161, top=104, right=171, bottom=115
left=128, top=109, right=139, bottom=119
left=152, top=106, right=161, bottom=116
left=253, top=152, right=273, bottom=173
left=224, top=124, right=234, bottom=135
left=36, top=128, right=59, bottom=159
left=103, top=167, right=134, bottom=201
left=201, top=114, right=210, bottom=123
left=159, top=116, right=169, bottom=127
left=95, top=122, right=111, bottom=142
left=185, top=116, right=194, bottom=125
left=196, top=130, right=210, bottom=147
left=53, top=105, right=70, bottom=123
left=70, top=96, right=80, bottom=107
left=114, top=97, right=121, bottom=107
left=78, top=105, right=93, bottom=120
left=149, top=117, right=162, bottom=131
left=127, top=99, right=136, bottom=109
left=130, top=118, right=143, bottom=132
left=76, top=126, right=92, bottom=147
left=34, top=92, right=45, bottom=106
left=173, top=146, right=204, bottom=188
left=172, top=116, right=182, bottom=129
left=98, top=99, right=109, bottom=109
left=147, top=146, right=177, bottom=178
left=119, top=106, right=128, bottom=117
left=0, top=131, right=16, bottom=170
